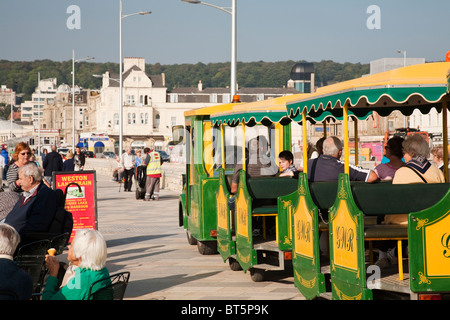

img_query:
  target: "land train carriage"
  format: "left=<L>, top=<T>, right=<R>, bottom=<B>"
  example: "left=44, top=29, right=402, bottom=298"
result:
left=285, top=62, right=450, bottom=300
left=180, top=102, right=240, bottom=255
left=179, top=61, right=450, bottom=299
left=209, top=95, right=302, bottom=280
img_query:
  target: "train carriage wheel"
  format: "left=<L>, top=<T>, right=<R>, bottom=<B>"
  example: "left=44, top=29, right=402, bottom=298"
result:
left=249, top=268, right=265, bottom=282
left=228, top=257, right=242, bottom=271
left=197, top=240, right=217, bottom=255
left=186, top=231, right=197, bottom=245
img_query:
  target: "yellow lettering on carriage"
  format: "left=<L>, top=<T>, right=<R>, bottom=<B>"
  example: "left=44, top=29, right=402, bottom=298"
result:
left=333, top=200, right=357, bottom=271
left=425, top=212, right=450, bottom=276
left=294, top=197, right=313, bottom=258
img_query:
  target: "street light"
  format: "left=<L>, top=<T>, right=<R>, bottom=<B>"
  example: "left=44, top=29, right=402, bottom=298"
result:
left=181, top=0, right=237, bottom=98
left=397, top=50, right=406, bottom=67
left=72, top=50, right=94, bottom=152
left=119, top=0, right=151, bottom=157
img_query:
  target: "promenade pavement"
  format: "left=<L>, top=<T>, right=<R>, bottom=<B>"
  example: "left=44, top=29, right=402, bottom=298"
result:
left=86, top=173, right=305, bottom=301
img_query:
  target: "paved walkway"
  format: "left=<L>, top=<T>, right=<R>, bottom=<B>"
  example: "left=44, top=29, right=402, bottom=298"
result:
left=88, top=173, right=305, bottom=301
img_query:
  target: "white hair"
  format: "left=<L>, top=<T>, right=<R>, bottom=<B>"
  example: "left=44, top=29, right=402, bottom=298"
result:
left=322, top=136, right=342, bottom=157
left=0, top=224, right=20, bottom=256
left=19, top=162, right=42, bottom=183
left=403, top=134, right=430, bottom=159
left=72, top=229, right=107, bottom=271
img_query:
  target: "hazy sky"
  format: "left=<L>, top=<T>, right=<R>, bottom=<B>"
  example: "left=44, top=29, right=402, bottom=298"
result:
left=1, top=0, right=448, bottom=65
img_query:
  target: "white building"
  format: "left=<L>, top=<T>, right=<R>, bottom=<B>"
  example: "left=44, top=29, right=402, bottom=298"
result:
left=20, top=78, right=57, bottom=123
left=370, top=57, right=426, bottom=74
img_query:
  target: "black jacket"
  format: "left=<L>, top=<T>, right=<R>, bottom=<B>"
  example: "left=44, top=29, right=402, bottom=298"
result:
left=43, top=151, right=63, bottom=176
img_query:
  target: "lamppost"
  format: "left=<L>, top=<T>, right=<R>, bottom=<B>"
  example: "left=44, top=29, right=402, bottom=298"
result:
left=397, top=50, right=406, bottom=67
left=72, top=50, right=94, bottom=152
left=181, top=0, right=237, bottom=98
left=119, top=0, right=151, bottom=157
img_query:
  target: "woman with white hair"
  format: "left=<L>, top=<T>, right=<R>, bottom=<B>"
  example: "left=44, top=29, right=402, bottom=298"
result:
left=376, top=134, right=445, bottom=268
left=43, top=229, right=111, bottom=300
left=392, top=134, right=445, bottom=184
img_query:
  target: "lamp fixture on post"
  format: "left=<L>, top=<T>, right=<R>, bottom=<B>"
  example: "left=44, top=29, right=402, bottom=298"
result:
left=181, top=0, right=237, bottom=98
left=119, top=0, right=151, bottom=157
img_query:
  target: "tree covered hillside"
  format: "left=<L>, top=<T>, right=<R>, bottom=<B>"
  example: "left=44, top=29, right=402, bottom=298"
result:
left=0, top=59, right=369, bottom=101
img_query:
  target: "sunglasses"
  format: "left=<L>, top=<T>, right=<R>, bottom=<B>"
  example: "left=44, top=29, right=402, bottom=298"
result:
left=20, top=152, right=31, bottom=156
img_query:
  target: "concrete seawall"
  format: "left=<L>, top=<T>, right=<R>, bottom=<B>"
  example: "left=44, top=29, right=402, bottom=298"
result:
left=84, top=158, right=185, bottom=193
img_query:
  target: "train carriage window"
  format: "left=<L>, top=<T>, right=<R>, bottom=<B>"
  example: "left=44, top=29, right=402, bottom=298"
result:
left=218, top=124, right=277, bottom=172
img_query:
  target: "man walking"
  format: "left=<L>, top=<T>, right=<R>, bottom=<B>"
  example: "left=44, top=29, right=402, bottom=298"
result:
left=43, top=145, right=63, bottom=185
left=143, top=147, right=162, bottom=201
left=121, top=147, right=136, bottom=192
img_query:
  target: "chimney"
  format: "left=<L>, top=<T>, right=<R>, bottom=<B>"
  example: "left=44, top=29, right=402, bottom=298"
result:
left=198, top=80, right=203, bottom=91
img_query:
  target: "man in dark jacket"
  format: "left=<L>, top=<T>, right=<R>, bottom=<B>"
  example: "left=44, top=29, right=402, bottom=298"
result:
left=5, top=163, right=57, bottom=242
left=43, top=145, right=63, bottom=185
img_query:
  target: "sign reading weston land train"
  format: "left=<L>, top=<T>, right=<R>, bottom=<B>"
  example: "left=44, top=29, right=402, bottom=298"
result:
left=53, top=171, right=98, bottom=242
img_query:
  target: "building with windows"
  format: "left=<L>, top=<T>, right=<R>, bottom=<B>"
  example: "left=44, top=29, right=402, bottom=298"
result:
left=20, top=78, right=57, bottom=124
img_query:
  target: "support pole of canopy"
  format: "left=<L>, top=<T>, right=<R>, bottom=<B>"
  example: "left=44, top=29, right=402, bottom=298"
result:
left=443, top=96, right=448, bottom=182
left=221, top=124, right=225, bottom=170
left=354, top=118, right=359, bottom=166
left=323, top=121, right=327, bottom=138
left=302, top=109, right=308, bottom=173
left=242, top=122, right=246, bottom=171
left=343, top=101, right=350, bottom=174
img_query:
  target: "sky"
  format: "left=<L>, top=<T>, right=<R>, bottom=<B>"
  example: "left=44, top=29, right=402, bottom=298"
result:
left=0, top=0, right=449, bottom=66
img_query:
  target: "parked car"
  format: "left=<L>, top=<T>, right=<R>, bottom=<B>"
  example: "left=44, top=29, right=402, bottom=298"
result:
left=83, top=151, right=95, bottom=158
left=158, top=150, right=170, bottom=162
left=102, top=151, right=117, bottom=159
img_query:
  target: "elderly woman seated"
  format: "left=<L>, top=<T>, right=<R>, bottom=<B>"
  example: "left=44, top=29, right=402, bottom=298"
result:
left=42, top=229, right=111, bottom=300
left=375, top=134, right=445, bottom=268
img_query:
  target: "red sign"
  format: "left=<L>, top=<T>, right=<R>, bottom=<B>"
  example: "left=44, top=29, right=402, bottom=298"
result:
left=446, top=50, right=450, bottom=62
left=53, top=171, right=98, bottom=242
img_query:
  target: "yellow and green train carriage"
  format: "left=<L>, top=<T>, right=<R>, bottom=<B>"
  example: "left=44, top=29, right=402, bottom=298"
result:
left=179, top=62, right=450, bottom=299
left=180, top=102, right=239, bottom=255
left=286, top=61, right=450, bottom=300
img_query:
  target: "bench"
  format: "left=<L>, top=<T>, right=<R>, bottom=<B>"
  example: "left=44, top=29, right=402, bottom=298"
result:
left=246, top=176, right=299, bottom=240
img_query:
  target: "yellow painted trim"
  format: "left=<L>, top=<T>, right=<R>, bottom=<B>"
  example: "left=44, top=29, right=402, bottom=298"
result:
left=184, top=102, right=238, bottom=117
left=211, top=93, right=308, bottom=119
left=242, top=122, right=246, bottom=171
left=343, top=102, right=349, bottom=174
left=354, top=120, right=359, bottom=167
left=221, top=124, right=225, bottom=169
left=302, top=109, right=308, bottom=173
left=203, top=121, right=214, bottom=176
left=443, top=96, right=448, bottom=182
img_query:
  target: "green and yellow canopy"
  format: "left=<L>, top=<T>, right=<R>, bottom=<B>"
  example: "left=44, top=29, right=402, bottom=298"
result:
left=210, top=94, right=306, bottom=126
left=287, top=62, right=450, bottom=119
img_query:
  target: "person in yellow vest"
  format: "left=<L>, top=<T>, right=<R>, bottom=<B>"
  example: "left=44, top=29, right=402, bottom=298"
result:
left=143, top=147, right=162, bottom=201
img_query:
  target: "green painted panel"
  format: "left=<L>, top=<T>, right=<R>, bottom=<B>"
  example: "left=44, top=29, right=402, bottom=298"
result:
left=289, top=173, right=327, bottom=299
left=329, top=174, right=369, bottom=300
left=409, top=189, right=450, bottom=293
left=216, top=168, right=236, bottom=262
